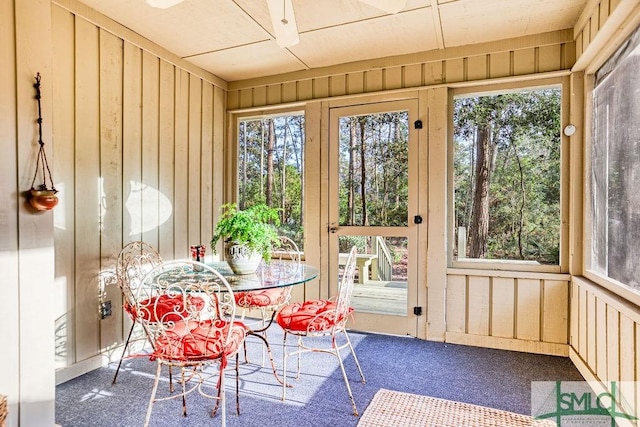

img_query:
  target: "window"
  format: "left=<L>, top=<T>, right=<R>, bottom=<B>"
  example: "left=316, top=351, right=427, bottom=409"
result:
left=237, top=113, right=305, bottom=249
left=590, top=26, right=640, bottom=290
left=453, top=87, right=562, bottom=265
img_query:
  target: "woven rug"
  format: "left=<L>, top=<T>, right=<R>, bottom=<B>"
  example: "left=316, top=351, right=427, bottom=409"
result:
left=358, top=389, right=556, bottom=427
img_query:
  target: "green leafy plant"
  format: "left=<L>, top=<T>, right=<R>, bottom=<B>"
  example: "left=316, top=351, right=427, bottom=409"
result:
left=210, top=203, right=281, bottom=262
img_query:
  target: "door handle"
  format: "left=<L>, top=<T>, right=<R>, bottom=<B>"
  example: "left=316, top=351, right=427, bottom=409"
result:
left=329, top=225, right=338, bottom=233
left=414, top=215, right=423, bottom=224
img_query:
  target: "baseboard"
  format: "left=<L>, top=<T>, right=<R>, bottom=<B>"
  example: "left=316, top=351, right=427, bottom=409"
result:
left=445, top=332, right=569, bottom=356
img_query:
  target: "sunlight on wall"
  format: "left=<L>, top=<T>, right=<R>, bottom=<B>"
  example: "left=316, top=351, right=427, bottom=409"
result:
left=124, top=180, right=172, bottom=236
left=53, top=182, right=65, bottom=230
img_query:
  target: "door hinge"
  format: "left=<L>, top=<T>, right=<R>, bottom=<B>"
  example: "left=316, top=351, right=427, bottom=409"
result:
left=413, top=306, right=423, bottom=316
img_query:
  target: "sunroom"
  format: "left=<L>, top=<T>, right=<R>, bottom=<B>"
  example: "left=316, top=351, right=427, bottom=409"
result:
left=3, top=0, right=640, bottom=425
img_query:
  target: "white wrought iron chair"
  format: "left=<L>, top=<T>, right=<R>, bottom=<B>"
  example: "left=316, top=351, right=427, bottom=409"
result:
left=112, top=241, right=163, bottom=384
left=276, top=245, right=366, bottom=416
left=134, top=260, right=247, bottom=427
left=234, top=236, right=301, bottom=365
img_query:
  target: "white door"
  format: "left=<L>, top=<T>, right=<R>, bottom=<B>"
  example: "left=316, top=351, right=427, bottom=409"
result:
left=328, top=99, right=420, bottom=336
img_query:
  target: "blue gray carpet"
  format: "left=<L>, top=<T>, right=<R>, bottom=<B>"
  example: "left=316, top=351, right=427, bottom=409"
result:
left=56, top=325, right=583, bottom=426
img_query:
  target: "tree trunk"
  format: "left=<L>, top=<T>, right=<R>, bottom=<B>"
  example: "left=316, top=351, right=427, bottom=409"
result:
left=359, top=118, right=367, bottom=226
left=348, top=117, right=356, bottom=225
left=469, top=125, right=492, bottom=258
left=266, top=119, right=275, bottom=206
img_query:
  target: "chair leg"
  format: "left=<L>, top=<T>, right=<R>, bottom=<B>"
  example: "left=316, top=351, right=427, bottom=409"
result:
left=235, top=353, right=241, bottom=416
left=144, top=363, right=163, bottom=427
left=281, top=331, right=288, bottom=401
left=334, top=346, right=360, bottom=417
left=344, top=330, right=366, bottom=384
left=112, top=322, right=135, bottom=385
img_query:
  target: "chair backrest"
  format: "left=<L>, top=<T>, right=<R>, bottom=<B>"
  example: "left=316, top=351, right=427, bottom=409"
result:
left=115, top=241, right=163, bottom=308
left=270, top=236, right=302, bottom=279
left=335, top=245, right=358, bottom=325
left=134, top=260, right=242, bottom=360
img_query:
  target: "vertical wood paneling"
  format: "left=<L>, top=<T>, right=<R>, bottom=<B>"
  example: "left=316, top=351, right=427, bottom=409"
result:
left=313, top=77, right=329, bottom=98
left=619, top=314, right=635, bottom=417
left=98, top=28, right=124, bottom=349
left=158, top=59, right=176, bottom=260
left=516, top=279, right=541, bottom=340
left=513, top=48, right=535, bottom=75
left=467, top=55, right=487, bottom=81
left=489, top=52, right=511, bottom=78
left=596, top=298, right=608, bottom=380
left=298, top=79, right=312, bottom=100
left=173, top=68, right=189, bottom=256
left=445, top=58, right=464, bottom=82
left=347, top=71, right=364, bottom=94
left=539, top=45, right=562, bottom=73
left=282, top=81, right=297, bottom=103
left=142, top=51, right=160, bottom=249
left=446, top=275, right=466, bottom=333
left=240, top=87, right=253, bottom=108
left=365, top=69, right=383, bottom=92
left=424, top=61, right=443, bottom=85
left=384, top=66, right=402, bottom=90
left=188, top=75, right=202, bottom=247
left=492, top=277, right=515, bottom=338
left=52, top=4, right=76, bottom=368
left=543, top=280, right=568, bottom=343
left=606, top=305, right=619, bottom=382
left=212, top=85, right=225, bottom=257
left=468, top=276, right=490, bottom=335
left=253, top=86, right=267, bottom=106
left=122, top=42, right=143, bottom=243
left=586, top=291, right=597, bottom=368
left=74, top=17, right=101, bottom=360
left=14, top=0, right=57, bottom=420
left=200, top=82, right=214, bottom=252
left=329, top=75, right=346, bottom=97
left=579, top=285, right=588, bottom=357
left=0, top=0, right=20, bottom=416
left=404, top=64, right=422, bottom=87
left=267, top=84, right=281, bottom=105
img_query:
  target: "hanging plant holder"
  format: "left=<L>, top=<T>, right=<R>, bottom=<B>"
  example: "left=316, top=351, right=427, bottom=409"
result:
left=28, top=73, right=58, bottom=211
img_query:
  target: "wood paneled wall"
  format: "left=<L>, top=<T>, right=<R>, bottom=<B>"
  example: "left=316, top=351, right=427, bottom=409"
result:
left=227, top=30, right=575, bottom=110
left=571, top=277, right=640, bottom=424
left=51, top=3, right=225, bottom=378
left=446, top=269, right=571, bottom=356
left=573, top=0, right=640, bottom=72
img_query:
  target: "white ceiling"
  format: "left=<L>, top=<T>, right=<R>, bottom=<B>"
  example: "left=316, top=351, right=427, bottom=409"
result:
left=77, top=0, right=588, bottom=82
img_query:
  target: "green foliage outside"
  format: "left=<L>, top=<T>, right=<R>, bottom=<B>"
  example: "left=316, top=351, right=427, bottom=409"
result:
left=238, top=115, right=305, bottom=248
left=454, top=88, right=561, bottom=264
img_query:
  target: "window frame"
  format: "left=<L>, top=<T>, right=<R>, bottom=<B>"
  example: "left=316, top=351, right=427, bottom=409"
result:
left=582, top=25, right=640, bottom=307
left=448, top=77, right=570, bottom=273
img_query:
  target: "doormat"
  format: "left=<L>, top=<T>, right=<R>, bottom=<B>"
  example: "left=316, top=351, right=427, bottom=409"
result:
left=358, top=389, right=555, bottom=426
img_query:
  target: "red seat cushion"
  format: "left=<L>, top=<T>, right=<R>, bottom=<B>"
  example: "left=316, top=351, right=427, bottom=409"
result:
left=235, top=288, right=289, bottom=308
left=154, top=319, right=247, bottom=362
left=276, top=299, right=353, bottom=333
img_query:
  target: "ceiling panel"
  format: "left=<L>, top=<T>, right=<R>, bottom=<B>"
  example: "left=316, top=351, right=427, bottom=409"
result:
left=186, top=40, right=307, bottom=82
left=291, top=9, right=438, bottom=69
left=70, top=0, right=588, bottom=82
left=440, top=0, right=586, bottom=48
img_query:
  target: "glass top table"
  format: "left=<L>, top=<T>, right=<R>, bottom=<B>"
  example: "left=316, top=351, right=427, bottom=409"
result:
left=153, top=261, right=318, bottom=292
left=211, top=261, right=318, bottom=292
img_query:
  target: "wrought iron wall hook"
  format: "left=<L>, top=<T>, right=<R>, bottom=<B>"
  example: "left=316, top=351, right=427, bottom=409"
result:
left=28, top=72, right=58, bottom=211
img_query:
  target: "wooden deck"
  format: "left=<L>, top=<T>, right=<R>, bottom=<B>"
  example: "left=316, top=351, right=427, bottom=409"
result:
left=351, top=279, right=407, bottom=316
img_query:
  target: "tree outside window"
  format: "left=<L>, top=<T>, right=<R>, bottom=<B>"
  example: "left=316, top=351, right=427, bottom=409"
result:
left=238, top=113, right=305, bottom=249
left=453, top=88, right=561, bottom=265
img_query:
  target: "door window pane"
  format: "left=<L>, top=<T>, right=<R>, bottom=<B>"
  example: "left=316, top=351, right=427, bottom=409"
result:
left=338, top=112, right=409, bottom=227
left=340, top=235, right=407, bottom=316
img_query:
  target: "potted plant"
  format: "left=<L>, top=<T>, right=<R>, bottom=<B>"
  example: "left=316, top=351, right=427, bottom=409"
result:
left=210, top=203, right=281, bottom=274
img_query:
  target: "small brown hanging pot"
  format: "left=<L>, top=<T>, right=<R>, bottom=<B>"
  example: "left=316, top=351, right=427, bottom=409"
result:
left=27, top=73, right=58, bottom=211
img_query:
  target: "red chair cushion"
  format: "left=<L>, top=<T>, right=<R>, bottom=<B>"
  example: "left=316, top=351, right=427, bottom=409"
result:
left=154, top=319, right=247, bottom=362
left=276, top=299, right=354, bottom=333
left=235, top=288, right=289, bottom=308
